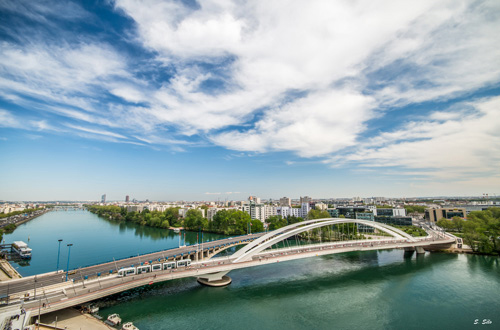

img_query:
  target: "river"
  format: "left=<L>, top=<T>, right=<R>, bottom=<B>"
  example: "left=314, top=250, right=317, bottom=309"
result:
left=3, top=209, right=227, bottom=276
left=4, top=210, right=500, bottom=329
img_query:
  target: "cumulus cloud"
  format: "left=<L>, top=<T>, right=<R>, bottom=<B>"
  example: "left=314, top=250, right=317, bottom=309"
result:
left=1, top=0, right=499, bottom=187
left=112, top=0, right=500, bottom=157
left=327, top=96, right=500, bottom=180
left=211, top=89, right=375, bottom=157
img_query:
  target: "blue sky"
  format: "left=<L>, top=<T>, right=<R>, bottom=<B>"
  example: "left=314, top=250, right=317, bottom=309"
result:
left=1, top=0, right=499, bottom=201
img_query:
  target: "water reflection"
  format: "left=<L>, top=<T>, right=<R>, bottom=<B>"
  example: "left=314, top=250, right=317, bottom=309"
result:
left=106, top=218, right=225, bottom=244
left=467, top=253, right=500, bottom=279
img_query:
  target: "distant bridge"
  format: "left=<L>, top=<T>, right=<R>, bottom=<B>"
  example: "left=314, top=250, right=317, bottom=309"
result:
left=0, top=218, right=456, bottom=316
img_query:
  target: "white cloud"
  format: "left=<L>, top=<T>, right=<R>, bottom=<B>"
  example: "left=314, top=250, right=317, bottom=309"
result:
left=112, top=0, right=500, bottom=158
left=110, top=85, right=148, bottom=104
left=370, top=0, right=500, bottom=106
left=64, top=123, right=128, bottom=140
left=0, top=109, right=22, bottom=128
left=211, top=89, right=375, bottom=157
left=1, top=0, right=499, bottom=187
left=0, top=0, right=90, bottom=23
left=327, top=96, right=500, bottom=180
left=0, top=42, right=127, bottom=95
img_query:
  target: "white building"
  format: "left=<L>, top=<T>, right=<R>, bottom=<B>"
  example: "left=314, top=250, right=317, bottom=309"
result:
left=248, top=196, right=261, bottom=204
left=126, top=205, right=144, bottom=213
left=265, top=205, right=277, bottom=219
left=315, top=202, right=328, bottom=211
left=393, top=208, right=406, bottom=217
left=276, top=203, right=311, bottom=219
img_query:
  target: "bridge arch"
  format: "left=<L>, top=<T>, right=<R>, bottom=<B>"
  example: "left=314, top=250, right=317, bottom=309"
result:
left=200, top=238, right=256, bottom=260
left=232, top=218, right=418, bottom=263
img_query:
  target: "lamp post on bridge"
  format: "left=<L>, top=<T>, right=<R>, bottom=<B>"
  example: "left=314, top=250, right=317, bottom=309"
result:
left=56, top=239, right=63, bottom=271
left=65, top=243, right=73, bottom=281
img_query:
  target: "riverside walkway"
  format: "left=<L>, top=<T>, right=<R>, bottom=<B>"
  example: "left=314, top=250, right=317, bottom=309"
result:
left=0, top=219, right=456, bottom=317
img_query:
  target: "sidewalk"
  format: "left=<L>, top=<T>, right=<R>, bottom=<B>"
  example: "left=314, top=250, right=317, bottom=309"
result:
left=39, top=308, right=113, bottom=330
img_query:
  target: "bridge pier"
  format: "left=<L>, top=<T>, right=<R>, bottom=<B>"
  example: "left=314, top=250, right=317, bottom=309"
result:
left=415, top=246, right=425, bottom=254
left=404, top=246, right=425, bottom=256
left=197, top=271, right=231, bottom=287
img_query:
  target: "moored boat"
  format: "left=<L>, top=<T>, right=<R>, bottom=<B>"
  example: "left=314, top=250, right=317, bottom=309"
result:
left=122, top=322, right=139, bottom=330
left=107, top=313, right=122, bottom=325
left=11, top=241, right=32, bottom=259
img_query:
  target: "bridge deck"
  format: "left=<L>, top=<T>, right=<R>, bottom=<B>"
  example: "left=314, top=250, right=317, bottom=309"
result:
left=0, top=233, right=265, bottom=298
left=0, top=220, right=456, bottom=315
left=1, top=233, right=454, bottom=315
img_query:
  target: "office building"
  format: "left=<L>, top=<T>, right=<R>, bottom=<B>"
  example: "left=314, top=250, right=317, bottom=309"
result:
left=425, top=208, right=466, bottom=222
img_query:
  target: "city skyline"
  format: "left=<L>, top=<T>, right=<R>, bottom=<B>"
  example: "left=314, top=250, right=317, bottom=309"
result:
left=1, top=0, right=499, bottom=201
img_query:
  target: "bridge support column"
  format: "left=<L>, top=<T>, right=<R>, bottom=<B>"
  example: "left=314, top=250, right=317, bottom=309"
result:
left=415, top=246, right=425, bottom=254
left=197, top=271, right=231, bottom=287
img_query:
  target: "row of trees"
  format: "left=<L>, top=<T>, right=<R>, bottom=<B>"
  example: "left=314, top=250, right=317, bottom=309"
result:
left=86, top=205, right=181, bottom=229
left=86, top=205, right=264, bottom=235
left=437, top=208, right=500, bottom=255
left=208, top=209, right=264, bottom=235
left=86, top=205, right=429, bottom=241
left=404, top=205, right=426, bottom=214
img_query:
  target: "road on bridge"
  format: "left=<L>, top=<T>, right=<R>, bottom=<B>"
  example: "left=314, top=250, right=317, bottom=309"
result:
left=0, top=232, right=265, bottom=298
left=12, top=232, right=454, bottom=316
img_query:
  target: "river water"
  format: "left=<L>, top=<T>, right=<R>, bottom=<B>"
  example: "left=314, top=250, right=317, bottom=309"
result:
left=4, top=209, right=227, bottom=276
left=4, top=210, right=500, bottom=329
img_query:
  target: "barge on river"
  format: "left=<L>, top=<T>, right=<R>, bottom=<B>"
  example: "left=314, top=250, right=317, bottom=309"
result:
left=11, top=241, right=32, bottom=259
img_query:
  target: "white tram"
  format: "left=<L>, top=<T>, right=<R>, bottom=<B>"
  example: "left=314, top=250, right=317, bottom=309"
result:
left=117, top=259, right=192, bottom=277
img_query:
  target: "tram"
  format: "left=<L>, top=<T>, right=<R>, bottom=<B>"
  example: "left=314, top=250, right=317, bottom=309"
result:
left=117, top=259, right=192, bottom=277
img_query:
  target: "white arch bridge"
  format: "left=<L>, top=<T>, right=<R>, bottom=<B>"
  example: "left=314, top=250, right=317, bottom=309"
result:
left=6, top=218, right=456, bottom=315
left=196, top=218, right=455, bottom=285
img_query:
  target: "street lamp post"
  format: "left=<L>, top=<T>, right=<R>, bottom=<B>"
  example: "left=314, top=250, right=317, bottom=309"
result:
left=65, top=244, right=73, bottom=281
left=56, top=239, right=63, bottom=271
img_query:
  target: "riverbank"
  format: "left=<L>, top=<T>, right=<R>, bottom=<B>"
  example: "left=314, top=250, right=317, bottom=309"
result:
left=0, top=258, right=22, bottom=281
left=0, top=209, right=51, bottom=230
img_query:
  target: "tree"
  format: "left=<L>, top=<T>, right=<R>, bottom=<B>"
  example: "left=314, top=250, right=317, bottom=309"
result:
left=266, top=215, right=287, bottom=230
left=307, top=209, right=331, bottom=220
left=404, top=205, right=426, bottom=214
left=250, top=219, right=264, bottom=232
left=288, top=216, right=303, bottom=224
left=451, top=216, right=464, bottom=232
left=164, top=207, right=180, bottom=227
left=210, top=209, right=252, bottom=235
left=463, top=208, right=500, bottom=254
left=437, top=218, right=453, bottom=231
left=3, top=223, right=16, bottom=233
left=184, top=209, right=206, bottom=230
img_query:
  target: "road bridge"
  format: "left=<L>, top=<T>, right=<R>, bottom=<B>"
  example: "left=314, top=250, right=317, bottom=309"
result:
left=0, top=232, right=265, bottom=300
left=0, top=219, right=456, bottom=317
